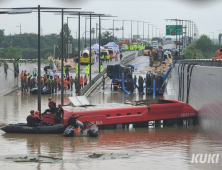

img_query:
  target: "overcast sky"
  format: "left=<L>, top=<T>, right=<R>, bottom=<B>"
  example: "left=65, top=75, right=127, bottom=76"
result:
left=0, top=0, right=221, bottom=39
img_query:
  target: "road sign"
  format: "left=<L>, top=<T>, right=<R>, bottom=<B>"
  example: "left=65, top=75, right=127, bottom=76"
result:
left=166, top=25, right=182, bottom=35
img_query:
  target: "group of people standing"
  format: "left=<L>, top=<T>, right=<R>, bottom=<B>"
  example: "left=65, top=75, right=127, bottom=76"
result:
left=20, top=65, right=89, bottom=94
left=20, top=69, right=38, bottom=92
left=101, top=53, right=119, bottom=63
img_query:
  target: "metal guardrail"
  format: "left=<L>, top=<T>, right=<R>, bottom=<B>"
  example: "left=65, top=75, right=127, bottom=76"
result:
left=80, top=68, right=107, bottom=96
left=177, top=59, right=222, bottom=67
left=121, top=52, right=136, bottom=65
left=80, top=52, right=138, bottom=97
left=138, top=50, right=143, bottom=56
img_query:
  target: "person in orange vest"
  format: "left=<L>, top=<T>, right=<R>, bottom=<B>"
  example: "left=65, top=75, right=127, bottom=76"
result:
left=115, top=53, right=118, bottom=61
left=56, top=76, right=61, bottom=90
left=41, top=77, right=45, bottom=86
left=63, top=78, right=68, bottom=92
left=212, top=49, right=222, bottom=60
left=34, top=110, right=41, bottom=125
left=27, top=110, right=36, bottom=127
left=80, top=76, right=84, bottom=89
left=20, top=70, right=24, bottom=79
left=84, top=75, right=88, bottom=86
left=25, top=75, right=29, bottom=92
left=110, top=53, right=113, bottom=61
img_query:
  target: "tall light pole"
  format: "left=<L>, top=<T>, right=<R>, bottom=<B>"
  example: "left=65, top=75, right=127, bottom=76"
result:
left=159, top=30, right=163, bottom=37
left=67, top=17, right=77, bottom=59
left=137, top=21, right=143, bottom=39
left=210, top=32, right=214, bottom=44
left=85, top=17, right=97, bottom=48
left=113, top=19, right=122, bottom=38
left=16, top=23, right=21, bottom=34
left=143, top=22, right=148, bottom=40
left=123, top=20, right=130, bottom=39
left=216, top=30, right=221, bottom=44
left=152, top=25, right=156, bottom=39
left=156, top=28, right=160, bottom=37
left=131, top=20, right=137, bottom=40
left=147, top=23, right=153, bottom=39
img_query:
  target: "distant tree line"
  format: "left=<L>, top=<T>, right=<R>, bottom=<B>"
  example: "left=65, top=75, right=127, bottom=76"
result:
left=184, top=35, right=222, bottom=59
left=0, top=24, right=77, bottom=60
left=0, top=25, right=117, bottom=60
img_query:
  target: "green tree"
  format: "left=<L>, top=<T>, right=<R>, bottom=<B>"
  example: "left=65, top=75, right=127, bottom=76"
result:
left=196, top=35, right=214, bottom=53
left=0, top=29, right=4, bottom=45
left=2, top=46, right=23, bottom=59
left=184, top=49, right=194, bottom=59
left=101, top=31, right=117, bottom=45
left=57, top=23, right=74, bottom=59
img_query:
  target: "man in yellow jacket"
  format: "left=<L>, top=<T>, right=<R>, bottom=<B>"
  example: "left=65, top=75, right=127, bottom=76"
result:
left=76, top=63, right=79, bottom=74
left=100, top=64, right=103, bottom=73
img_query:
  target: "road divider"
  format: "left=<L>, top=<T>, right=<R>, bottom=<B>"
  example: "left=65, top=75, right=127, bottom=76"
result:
left=80, top=52, right=138, bottom=97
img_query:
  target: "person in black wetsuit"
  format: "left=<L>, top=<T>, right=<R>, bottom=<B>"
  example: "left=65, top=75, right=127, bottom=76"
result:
left=55, top=104, right=64, bottom=124
left=68, top=113, right=83, bottom=128
left=27, top=110, right=36, bottom=127
left=44, top=97, right=56, bottom=114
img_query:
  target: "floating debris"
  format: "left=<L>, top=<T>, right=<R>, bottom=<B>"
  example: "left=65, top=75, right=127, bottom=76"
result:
left=88, top=153, right=104, bottom=158
left=39, top=155, right=62, bottom=160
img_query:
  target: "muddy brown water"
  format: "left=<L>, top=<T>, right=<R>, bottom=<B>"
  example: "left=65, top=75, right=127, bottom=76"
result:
left=0, top=56, right=222, bottom=170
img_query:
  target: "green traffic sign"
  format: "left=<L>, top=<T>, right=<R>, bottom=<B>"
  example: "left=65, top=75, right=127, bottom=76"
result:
left=166, top=25, right=182, bottom=35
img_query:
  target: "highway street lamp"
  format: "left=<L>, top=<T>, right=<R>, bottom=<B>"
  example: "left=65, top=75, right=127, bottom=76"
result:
left=137, top=21, right=143, bottom=38
left=152, top=25, right=156, bottom=39
left=131, top=20, right=138, bottom=40
left=159, top=30, right=163, bottom=37
left=143, top=22, right=148, bottom=40
left=147, top=23, right=153, bottom=39
left=82, top=14, right=116, bottom=74
left=16, top=23, right=21, bottom=34
left=67, top=17, right=78, bottom=59
left=210, top=32, right=214, bottom=44
left=123, top=20, right=130, bottom=39
left=216, top=30, right=221, bottom=44
left=85, top=17, right=97, bottom=48
left=156, top=28, right=160, bottom=37
left=113, top=19, right=122, bottom=38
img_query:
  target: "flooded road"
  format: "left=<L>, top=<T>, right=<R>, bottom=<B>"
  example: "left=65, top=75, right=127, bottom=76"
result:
left=0, top=55, right=222, bottom=170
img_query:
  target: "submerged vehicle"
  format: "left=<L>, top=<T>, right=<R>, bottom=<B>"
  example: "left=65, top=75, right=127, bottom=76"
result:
left=30, top=86, right=52, bottom=94
left=1, top=123, right=65, bottom=134
left=63, top=121, right=99, bottom=137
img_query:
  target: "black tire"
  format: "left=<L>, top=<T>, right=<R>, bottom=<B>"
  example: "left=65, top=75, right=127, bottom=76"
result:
left=63, top=130, right=74, bottom=137
left=87, top=130, right=98, bottom=137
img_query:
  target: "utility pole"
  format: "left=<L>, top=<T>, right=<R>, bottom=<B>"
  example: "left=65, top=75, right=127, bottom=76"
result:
left=16, top=23, right=21, bottom=34
left=131, top=20, right=132, bottom=40
left=123, top=20, right=130, bottom=40
left=210, top=32, right=214, bottom=44
left=96, top=23, right=98, bottom=43
left=85, top=18, right=87, bottom=48
left=113, top=19, right=114, bottom=37
left=148, top=23, right=153, bottom=39
left=152, top=25, right=155, bottom=39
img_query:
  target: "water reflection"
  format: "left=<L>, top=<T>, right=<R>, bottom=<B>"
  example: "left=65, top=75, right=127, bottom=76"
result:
left=1, top=126, right=220, bottom=170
